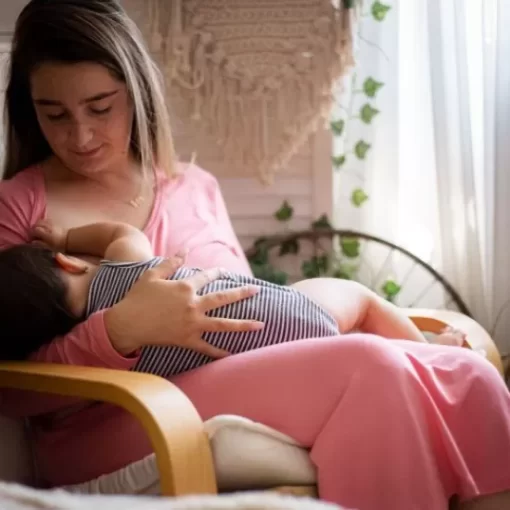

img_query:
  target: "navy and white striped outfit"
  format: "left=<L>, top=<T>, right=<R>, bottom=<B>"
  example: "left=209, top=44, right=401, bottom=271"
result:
left=86, top=257, right=340, bottom=377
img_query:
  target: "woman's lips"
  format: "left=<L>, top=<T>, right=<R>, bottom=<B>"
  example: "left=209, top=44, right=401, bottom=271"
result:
left=71, top=145, right=103, bottom=158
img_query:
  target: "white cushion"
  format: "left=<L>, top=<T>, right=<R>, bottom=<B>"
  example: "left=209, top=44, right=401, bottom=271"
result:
left=0, top=481, right=345, bottom=510
left=64, top=415, right=317, bottom=495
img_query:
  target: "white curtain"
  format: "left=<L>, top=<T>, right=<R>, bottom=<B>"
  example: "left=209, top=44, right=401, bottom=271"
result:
left=333, top=0, right=510, bottom=353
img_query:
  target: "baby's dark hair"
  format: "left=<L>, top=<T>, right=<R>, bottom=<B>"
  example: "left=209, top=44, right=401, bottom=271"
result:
left=0, top=244, right=80, bottom=360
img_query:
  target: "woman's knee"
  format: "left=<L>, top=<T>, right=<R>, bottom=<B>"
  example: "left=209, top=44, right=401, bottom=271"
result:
left=323, top=334, right=414, bottom=378
left=449, top=346, right=507, bottom=396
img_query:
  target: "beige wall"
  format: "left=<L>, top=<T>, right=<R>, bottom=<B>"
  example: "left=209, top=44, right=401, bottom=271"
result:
left=0, top=0, right=28, bottom=35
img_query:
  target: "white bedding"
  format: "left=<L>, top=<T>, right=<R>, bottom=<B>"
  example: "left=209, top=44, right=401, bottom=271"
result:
left=0, top=482, right=347, bottom=510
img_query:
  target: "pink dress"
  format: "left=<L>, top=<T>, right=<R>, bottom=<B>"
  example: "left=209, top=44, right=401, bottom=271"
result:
left=0, top=164, right=509, bottom=510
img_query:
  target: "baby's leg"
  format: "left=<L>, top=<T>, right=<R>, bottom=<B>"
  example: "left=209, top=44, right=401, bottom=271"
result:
left=291, top=278, right=426, bottom=342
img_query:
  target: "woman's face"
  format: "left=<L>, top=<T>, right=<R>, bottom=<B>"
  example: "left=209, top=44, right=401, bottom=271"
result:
left=30, top=61, right=134, bottom=177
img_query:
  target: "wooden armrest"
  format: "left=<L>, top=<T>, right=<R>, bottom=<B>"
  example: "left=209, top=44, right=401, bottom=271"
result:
left=405, top=309, right=504, bottom=376
left=0, top=362, right=217, bottom=497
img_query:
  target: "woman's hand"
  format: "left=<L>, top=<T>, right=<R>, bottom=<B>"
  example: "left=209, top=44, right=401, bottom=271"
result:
left=104, top=258, right=263, bottom=358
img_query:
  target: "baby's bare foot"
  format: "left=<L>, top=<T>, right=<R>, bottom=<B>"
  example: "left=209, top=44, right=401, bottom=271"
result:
left=433, top=326, right=467, bottom=347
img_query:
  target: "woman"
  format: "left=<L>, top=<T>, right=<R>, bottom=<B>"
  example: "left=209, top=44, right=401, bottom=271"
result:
left=0, top=1, right=509, bottom=509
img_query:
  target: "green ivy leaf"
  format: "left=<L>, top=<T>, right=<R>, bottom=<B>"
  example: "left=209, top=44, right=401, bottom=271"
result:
left=312, top=214, right=333, bottom=230
left=351, top=188, right=369, bottom=207
left=279, top=238, right=300, bottom=256
left=333, top=268, right=352, bottom=279
left=330, top=119, right=345, bottom=136
left=354, top=140, right=371, bottom=160
left=340, top=237, right=361, bottom=258
left=333, top=263, right=358, bottom=280
left=251, top=263, right=288, bottom=285
left=274, top=200, right=294, bottom=222
left=332, top=155, right=346, bottom=169
left=371, top=1, right=391, bottom=21
left=302, top=255, right=330, bottom=278
left=363, top=77, right=384, bottom=98
left=360, top=104, right=380, bottom=124
left=247, top=238, right=269, bottom=265
left=382, top=279, right=401, bottom=302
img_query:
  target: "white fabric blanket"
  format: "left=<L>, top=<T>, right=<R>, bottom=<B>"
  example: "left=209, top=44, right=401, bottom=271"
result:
left=0, top=482, right=347, bottom=510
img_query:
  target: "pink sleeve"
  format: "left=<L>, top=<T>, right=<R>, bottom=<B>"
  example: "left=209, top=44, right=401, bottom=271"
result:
left=187, top=169, right=252, bottom=276
left=0, top=174, right=37, bottom=249
left=31, top=311, right=138, bottom=369
left=0, top=312, right=140, bottom=418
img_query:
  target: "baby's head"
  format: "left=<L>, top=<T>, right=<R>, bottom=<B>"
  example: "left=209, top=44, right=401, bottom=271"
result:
left=0, top=244, right=83, bottom=360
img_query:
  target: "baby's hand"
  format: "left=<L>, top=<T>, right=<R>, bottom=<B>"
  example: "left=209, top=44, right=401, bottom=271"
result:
left=31, top=219, right=68, bottom=252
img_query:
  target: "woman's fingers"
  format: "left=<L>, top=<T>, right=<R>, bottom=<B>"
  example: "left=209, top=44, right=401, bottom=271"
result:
left=187, top=268, right=223, bottom=291
left=199, top=284, right=260, bottom=311
left=189, top=338, right=231, bottom=359
left=203, top=316, right=265, bottom=333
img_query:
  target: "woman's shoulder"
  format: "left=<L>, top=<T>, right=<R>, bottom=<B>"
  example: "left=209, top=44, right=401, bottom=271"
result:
left=173, top=161, right=220, bottom=190
left=0, top=166, right=45, bottom=246
left=0, top=165, right=44, bottom=199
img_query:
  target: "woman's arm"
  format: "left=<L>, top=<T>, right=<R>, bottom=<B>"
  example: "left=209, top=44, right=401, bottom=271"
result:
left=0, top=311, right=139, bottom=418
left=0, top=179, right=144, bottom=416
left=0, top=180, right=142, bottom=368
left=0, top=175, right=36, bottom=249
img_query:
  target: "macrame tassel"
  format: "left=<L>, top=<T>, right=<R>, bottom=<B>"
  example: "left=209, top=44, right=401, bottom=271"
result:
left=147, top=0, right=162, bottom=52
left=158, top=0, right=357, bottom=184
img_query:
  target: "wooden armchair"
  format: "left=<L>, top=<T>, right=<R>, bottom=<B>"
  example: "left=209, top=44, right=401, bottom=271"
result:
left=0, top=309, right=503, bottom=498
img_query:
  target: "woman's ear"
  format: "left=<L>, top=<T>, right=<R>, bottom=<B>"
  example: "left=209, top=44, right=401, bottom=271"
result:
left=54, top=253, right=89, bottom=274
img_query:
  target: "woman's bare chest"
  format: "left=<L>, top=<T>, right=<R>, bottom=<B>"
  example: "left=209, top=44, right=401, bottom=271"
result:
left=44, top=182, right=154, bottom=232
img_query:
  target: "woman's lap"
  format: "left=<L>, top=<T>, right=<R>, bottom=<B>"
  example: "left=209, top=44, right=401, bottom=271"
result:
left=36, top=333, right=510, bottom=507
left=172, top=335, right=510, bottom=508
left=172, top=334, right=409, bottom=444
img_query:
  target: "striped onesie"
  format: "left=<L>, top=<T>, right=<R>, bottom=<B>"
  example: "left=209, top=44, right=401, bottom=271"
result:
left=86, top=257, right=340, bottom=377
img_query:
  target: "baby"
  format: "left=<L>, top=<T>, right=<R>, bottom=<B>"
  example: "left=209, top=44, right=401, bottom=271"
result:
left=0, top=220, right=343, bottom=375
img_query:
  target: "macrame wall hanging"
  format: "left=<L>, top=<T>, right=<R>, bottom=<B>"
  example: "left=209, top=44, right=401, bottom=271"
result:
left=147, top=0, right=355, bottom=185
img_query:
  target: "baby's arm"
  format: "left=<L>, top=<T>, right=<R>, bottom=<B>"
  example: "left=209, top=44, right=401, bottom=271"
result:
left=33, top=220, right=154, bottom=262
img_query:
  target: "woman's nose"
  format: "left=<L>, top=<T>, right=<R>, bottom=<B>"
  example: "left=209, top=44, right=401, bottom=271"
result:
left=68, top=121, right=94, bottom=149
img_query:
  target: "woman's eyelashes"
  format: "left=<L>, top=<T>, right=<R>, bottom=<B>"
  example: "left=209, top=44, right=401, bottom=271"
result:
left=90, top=106, right=112, bottom=116
left=46, top=106, right=112, bottom=121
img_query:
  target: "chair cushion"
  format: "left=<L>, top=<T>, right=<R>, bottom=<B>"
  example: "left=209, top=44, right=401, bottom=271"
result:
left=63, top=415, right=317, bottom=495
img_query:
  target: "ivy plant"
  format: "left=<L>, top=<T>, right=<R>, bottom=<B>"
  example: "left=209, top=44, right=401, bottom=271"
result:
left=247, top=201, right=402, bottom=303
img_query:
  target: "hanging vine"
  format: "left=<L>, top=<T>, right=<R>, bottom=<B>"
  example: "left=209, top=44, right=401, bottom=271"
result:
left=331, top=0, right=391, bottom=208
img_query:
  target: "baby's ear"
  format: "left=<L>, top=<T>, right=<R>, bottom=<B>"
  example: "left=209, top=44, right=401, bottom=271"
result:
left=54, top=253, right=88, bottom=274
